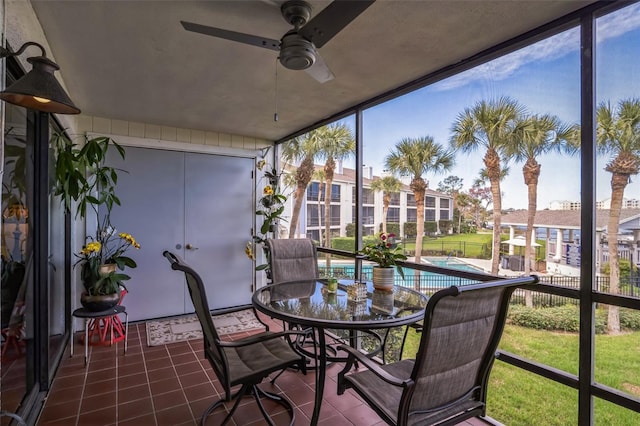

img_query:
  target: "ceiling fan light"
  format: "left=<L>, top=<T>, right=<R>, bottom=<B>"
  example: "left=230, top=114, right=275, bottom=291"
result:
left=279, top=33, right=316, bottom=70
left=0, top=55, right=80, bottom=114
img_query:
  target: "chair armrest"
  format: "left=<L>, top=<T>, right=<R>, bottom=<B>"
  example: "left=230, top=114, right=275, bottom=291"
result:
left=217, top=330, right=309, bottom=348
left=337, top=344, right=410, bottom=388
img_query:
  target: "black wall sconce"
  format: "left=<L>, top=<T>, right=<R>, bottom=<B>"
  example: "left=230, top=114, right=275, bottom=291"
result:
left=0, top=41, right=80, bottom=114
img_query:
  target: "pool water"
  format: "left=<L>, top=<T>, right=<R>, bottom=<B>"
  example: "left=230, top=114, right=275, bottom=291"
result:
left=423, top=257, right=482, bottom=272
left=321, top=257, right=482, bottom=289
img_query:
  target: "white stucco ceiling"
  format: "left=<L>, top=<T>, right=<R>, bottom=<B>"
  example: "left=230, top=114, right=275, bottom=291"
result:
left=26, top=0, right=596, bottom=142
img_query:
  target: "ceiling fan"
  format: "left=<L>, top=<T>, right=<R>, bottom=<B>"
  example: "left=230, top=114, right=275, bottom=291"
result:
left=181, top=0, right=375, bottom=83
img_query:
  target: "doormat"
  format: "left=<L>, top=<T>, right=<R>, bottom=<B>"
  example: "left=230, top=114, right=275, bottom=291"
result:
left=145, top=309, right=264, bottom=347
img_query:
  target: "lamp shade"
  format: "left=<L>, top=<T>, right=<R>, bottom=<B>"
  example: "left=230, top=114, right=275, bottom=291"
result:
left=0, top=55, right=80, bottom=114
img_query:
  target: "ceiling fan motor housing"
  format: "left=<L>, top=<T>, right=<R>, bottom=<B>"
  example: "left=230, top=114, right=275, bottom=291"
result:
left=279, top=31, right=316, bottom=70
left=281, top=0, right=312, bottom=27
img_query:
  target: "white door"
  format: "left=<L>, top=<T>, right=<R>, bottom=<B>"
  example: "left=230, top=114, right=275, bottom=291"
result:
left=105, top=146, right=254, bottom=321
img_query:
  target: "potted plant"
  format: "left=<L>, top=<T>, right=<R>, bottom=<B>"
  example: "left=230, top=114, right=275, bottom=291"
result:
left=76, top=227, right=140, bottom=310
left=52, top=133, right=140, bottom=310
left=359, top=232, right=407, bottom=291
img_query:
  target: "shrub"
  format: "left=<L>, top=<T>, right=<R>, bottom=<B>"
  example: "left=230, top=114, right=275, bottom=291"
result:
left=438, top=220, right=452, bottom=233
left=425, top=221, right=437, bottom=234
left=507, top=305, right=640, bottom=334
left=345, top=223, right=355, bottom=237
left=508, top=305, right=607, bottom=334
left=620, top=308, right=640, bottom=330
left=379, top=223, right=400, bottom=235
left=403, top=222, right=417, bottom=238
left=330, top=237, right=355, bottom=251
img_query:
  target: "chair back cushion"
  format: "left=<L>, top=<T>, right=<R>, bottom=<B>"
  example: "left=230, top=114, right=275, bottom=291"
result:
left=162, top=251, right=224, bottom=372
left=410, top=282, right=516, bottom=412
left=267, top=238, right=319, bottom=283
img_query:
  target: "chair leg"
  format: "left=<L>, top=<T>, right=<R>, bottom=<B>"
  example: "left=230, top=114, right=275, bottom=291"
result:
left=399, top=324, right=411, bottom=360
left=254, top=385, right=295, bottom=426
left=202, top=384, right=250, bottom=426
left=201, top=383, right=296, bottom=426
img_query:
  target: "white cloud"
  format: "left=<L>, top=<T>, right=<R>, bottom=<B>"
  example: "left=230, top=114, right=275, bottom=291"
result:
left=433, top=3, right=640, bottom=92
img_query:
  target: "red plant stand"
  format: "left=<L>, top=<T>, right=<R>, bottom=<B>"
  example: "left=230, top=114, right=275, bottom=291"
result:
left=83, top=313, right=127, bottom=346
left=81, top=288, right=128, bottom=347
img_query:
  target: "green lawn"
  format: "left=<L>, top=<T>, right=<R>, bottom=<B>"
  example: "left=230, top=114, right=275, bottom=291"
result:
left=402, top=325, right=640, bottom=425
left=400, top=233, right=493, bottom=258
left=398, top=232, right=547, bottom=260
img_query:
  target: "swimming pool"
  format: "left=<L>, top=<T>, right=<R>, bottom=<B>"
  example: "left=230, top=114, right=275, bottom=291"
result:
left=423, top=257, right=483, bottom=272
left=320, top=257, right=483, bottom=289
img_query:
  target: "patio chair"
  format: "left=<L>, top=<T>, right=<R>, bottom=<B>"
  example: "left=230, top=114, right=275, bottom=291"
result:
left=337, top=276, right=538, bottom=426
left=266, top=237, right=319, bottom=283
left=265, top=238, right=324, bottom=371
left=163, top=251, right=306, bottom=426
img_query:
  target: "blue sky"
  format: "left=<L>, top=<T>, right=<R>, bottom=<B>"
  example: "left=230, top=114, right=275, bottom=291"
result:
left=337, top=4, right=640, bottom=210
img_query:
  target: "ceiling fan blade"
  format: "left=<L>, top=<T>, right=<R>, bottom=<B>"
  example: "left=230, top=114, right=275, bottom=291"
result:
left=181, top=21, right=280, bottom=52
left=305, top=51, right=335, bottom=83
left=298, top=0, right=375, bottom=48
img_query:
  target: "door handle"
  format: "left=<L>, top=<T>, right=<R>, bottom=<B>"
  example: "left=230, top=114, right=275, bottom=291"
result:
left=185, top=243, right=199, bottom=250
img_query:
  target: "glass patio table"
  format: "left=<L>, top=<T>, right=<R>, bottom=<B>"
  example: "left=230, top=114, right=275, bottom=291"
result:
left=252, top=279, right=428, bottom=425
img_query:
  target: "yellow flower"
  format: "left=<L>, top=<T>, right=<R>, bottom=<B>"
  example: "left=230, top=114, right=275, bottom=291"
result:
left=257, top=159, right=266, bottom=171
left=81, top=241, right=101, bottom=256
left=263, top=185, right=274, bottom=195
left=244, top=242, right=255, bottom=260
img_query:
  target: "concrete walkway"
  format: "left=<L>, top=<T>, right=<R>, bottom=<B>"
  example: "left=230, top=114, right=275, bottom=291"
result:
left=454, top=257, right=547, bottom=278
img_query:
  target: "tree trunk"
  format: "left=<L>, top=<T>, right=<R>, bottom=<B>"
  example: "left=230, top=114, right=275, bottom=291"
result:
left=288, top=183, right=306, bottom=239
left=413, top=181, right=426, bottom=291
left=317, top=181, right=324, bottom=244
left=324, top=159, right=335, bottom=270
left=523, top=158, right=540, bottom=308
left=324, top=176, right=332, bottom=269
left=288, top=156, right=315, bottom=239
left=606, top=171, right=628, bottom=334
left=484, top=148, right=502, bottom=275
left=382, top=193, right=389, bottom=234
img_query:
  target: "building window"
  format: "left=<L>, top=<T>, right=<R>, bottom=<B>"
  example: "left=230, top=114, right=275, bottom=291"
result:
left=407, top=208, right=417, bottom=222
left=330, top=184, right=341, bottom=202
left=440, top=198, right=450, bottom=208
left=440, top=209, right=449, bottom=220
left=425, top=196, right=436, bottom=208
left=425, top=209, right=436, bottom=221
left=363, top=206, right=375, bottom=225
left=362, top=187, right=374, bottom=204
left=307, top=182, right=322, bottom=201
left=387, top=207, right=400, bottom=223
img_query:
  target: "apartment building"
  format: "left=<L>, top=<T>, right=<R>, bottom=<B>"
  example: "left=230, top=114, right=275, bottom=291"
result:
left=283, top=164, right=453, bottom=241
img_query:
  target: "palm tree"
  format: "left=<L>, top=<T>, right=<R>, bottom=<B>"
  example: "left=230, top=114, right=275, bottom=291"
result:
left=281, top=131, right=320, bottom=238
left=509, top=114, right=580, bottom=306
left=597, top=98, right=640, bottom=334
left=450, top=97, right=525, bottom=274
left=369, top=176, right=402, bottom=233
left=511, top=115, right=580, bottom=271
left=315, top=124, right=355, bottom=268
left=385, top=136, right=454, bottom=289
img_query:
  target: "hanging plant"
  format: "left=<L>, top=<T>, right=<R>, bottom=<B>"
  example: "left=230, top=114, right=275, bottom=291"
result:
left=245, top=157, right=288, bottom=274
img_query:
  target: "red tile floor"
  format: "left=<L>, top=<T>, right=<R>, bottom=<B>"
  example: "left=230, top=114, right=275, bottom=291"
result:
left=38, top=313, right=491, bottom=425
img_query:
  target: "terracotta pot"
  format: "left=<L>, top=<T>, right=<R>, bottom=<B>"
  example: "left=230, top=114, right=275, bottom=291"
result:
left=372, top=266, right=395, bottom=291
left=80, top=291, right=120, bottom=312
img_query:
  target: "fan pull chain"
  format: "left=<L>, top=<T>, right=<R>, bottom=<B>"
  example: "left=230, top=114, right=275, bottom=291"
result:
left=274, top=57, right=279, bottom=122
